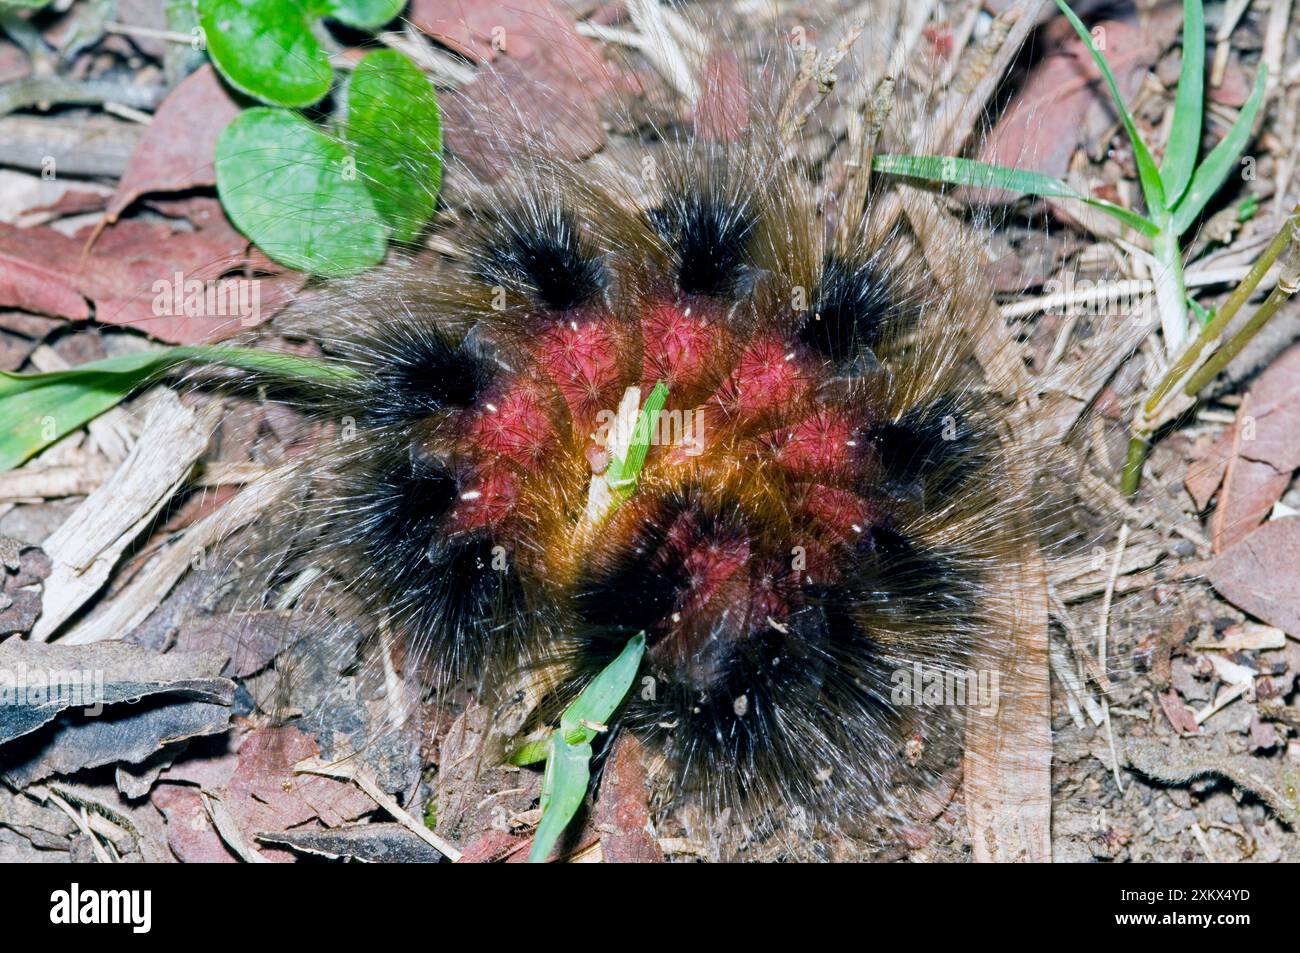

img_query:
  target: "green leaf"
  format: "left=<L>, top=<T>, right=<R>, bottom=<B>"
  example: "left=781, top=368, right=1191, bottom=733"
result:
left=561, top=633, right=646, bottom=745
left=1053, top=0, right=1166, bottom=214
left=326, top=0, right=404, bottom=30
left=514, top=633, right=646, bottom=862
left=0, top=0, right=54, bottom=8
left=1188, top=297, right=1213, bottom=326
left=0, top=351, right=175, bottom=473
left=871, top=154, right=1158, bottom=237
left=528, top=735, right=592, bottom=863
left=1161, top=0, right=1205, bottom=206
left=605, top=381, right=669, bottom=500
left=215, top=107, right=389, bottom=277
left=510, top=632, right=647, bottom=766
left=1170, top=64, right=1268, bottom=236
left=0, top=345, right=357, bottom=472
left=346, top=49, right=442, bottom=244
left=508, top=735, right=551, bottom=767
left=198, top=0, right=333, bottom=108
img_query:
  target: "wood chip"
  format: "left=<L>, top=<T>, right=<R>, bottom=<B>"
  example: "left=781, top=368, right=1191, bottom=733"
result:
left=62, top=475, right=280, bottom=645
left=30, top=391, right=218, bottom=641
left=965, top=546, right=1051, bottom=862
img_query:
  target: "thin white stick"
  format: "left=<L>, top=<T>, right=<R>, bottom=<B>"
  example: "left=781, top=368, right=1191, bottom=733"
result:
left=295, top=756, right=462, bottom=862
left=1097, top=524, right=1130, bottom=793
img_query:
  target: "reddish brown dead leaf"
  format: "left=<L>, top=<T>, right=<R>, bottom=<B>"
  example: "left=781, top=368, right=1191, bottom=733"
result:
left=151, top=783, right=240, bottom=863
left=104, top=65, right=242, bottom=223
left=964, top=547, right=1051, bottom=862
left=456, top=829, right=530, bottom=863
left=1212, top=346, right=1300, bottom=551
left=0, top=200, right=298, bottom=342
left=219, top=727, right=373, bottom=849
left=443, top=55, right=606, bottom=176
left=85, top=218, right=257, bottom=341
left=592, top=733, right=663, bottom=863
left=1156, top=688, right=1202, bottom=736
left=1185, top=420, right=1236, bottom=511
left=0, top=225, right=90, bottom=320
left=973, top=19, right=1166, bottom=200
left=421, top=0, right=619, bottom=177
left=412, top=0, right=593, bottom=64
left=1208, top=516, right=1300, bottom=638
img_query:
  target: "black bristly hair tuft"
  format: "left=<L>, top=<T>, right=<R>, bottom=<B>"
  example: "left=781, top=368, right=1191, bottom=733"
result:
left=649, top=190, right=756, bottom=298
left=852, top=525, right=982, bottom=622
left=351, top=450, right=527, bottom=681
left=865, top=396, right=993, bottom=503
left=475, top=206, right=607, bottom=311
left=359, top=322, right=495, bottom=428
left=800, top=255, right=900, bottom=367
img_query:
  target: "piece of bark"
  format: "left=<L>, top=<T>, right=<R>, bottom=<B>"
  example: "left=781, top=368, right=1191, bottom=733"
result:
left=0, top=638, right=232, bottom=747
left=257, top=823, right=447, bottom=863
left=593, top=733, right=663, bottom=863
left=0, top=114, right=144, bottom=178
left=30, top=392, right=218, bottom=641
left=964, top=547, right=1051, bottom=862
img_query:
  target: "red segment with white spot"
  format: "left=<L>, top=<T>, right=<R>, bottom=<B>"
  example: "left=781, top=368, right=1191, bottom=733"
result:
left=532, top=315, right=624, bottom=435
left=640, top=298, right=732, bottom=399
left=461, top=381, right=556, bottom=470
left=762, top=408, right=860, bottom=481
left=710, top=333, right=813, bottom=426
left=447, top=466, right=520, bottom=533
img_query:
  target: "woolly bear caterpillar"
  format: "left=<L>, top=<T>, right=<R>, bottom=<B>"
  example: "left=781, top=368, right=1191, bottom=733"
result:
left=198, top=0, right=1147, bottom=858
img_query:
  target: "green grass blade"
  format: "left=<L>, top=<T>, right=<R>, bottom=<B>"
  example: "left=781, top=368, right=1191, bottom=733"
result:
left=1161, top=0, right=1205, bottom=206
left=871, top=154, right=1158, bottom=236
left=0, top=345, right=359, bottom=471
left=527, top=735, right=592, bottom=863
left=1053, top=0, right=1166, bottom=213
left=1170, top=63, right=1268, bottom=236
left=182, top=346, right=363, bottom=383
left=1081, top=198, right=1161, bottom=237
left=0, top=352, right=178, bottom=472
left=605, top=380, right=668, bottom=500
left=873, top=153, right=1081, bottom=198
left=519, top=633, right=646, bottom=861
left=561, top=632, right=646, bottom=745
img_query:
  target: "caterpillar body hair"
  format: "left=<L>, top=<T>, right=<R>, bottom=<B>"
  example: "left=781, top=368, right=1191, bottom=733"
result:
left=201, top=2, right=1137, bottom=854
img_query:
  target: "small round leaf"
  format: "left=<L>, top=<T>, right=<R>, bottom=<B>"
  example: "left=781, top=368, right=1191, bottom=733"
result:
left=326, top=0, right=405, bottom=30
left=346, top=49, right=442, bottom=243
left=198, top=0, right=334, bottom=108
left=215, top=107, right=388, bottom=277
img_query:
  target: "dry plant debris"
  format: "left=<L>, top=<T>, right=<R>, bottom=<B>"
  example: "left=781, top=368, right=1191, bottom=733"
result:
left=0, top=0, right=1297, bottom=864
